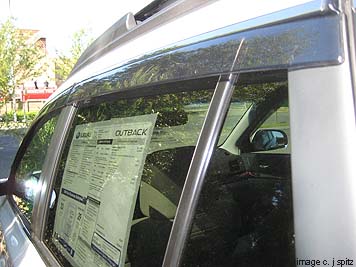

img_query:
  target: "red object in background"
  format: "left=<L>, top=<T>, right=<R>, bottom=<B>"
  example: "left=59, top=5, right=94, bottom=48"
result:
left=21, top=89, right=56, bottom=102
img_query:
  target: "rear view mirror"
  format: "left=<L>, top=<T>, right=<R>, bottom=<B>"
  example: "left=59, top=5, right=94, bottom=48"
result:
left=251, top=129, right=288, bottom=152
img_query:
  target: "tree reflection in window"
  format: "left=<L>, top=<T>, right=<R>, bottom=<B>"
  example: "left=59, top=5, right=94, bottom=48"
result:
left=13, top=116, right=58, bottom=222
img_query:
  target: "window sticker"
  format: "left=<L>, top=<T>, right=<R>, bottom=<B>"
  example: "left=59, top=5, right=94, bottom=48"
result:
left=53, top=114, right=157, bottom=267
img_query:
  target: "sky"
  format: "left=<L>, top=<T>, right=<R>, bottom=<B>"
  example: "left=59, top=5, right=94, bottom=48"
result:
left=0, top=0, right=318, bottom=57
left=0, top=0, right=152, bottom=55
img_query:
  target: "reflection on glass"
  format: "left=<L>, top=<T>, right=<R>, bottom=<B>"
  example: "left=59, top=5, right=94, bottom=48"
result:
left=44, top=86, right=215, bottom=267
left=13, top=116, right=58, bottom=222
left=0, top=222, right=11, bottom=267
left=182, top=73, right=294, bottom=267
left=69, top=16, right=341, bottom=103
left=252, top=129, right=288, bottom=151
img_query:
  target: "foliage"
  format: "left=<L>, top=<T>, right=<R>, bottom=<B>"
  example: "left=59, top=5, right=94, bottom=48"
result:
left=55, top=28, right=93, bottom=85
left=1, top=110, right=37, bottom=122
left=0, top=18, right=47, bottom=100
left=12, top=115, right=58, bottom=222
left=0, top=223, right=9, bottom=265
left=13, top=195, right=33, bottom=221
left=77, top=91, right=209, bottom=129
left=235, top=81, right=288, bottom=104
left=17, top=116, right=58, bottom=177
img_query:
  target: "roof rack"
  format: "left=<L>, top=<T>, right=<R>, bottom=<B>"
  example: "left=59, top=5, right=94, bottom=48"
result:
left=70, top=13, right=137, bottom=76
left=135, top=0, right=178, bottom=22
left=69, top=0, right=209, bottom=78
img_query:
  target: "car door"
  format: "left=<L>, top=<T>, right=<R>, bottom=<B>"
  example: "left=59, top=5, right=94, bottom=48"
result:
left=181, top=70, right=294, bottom=266
left=32, top=77, right=219, bottom=267
left=0, top=110, right=61, bottom=267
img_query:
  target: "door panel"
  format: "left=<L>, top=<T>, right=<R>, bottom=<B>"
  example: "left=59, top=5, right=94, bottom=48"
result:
left=0, top=196, right=45, bottom=267
left=0, top=111, right=61, bottom=267
left=181, top=71, right=294, bottom=266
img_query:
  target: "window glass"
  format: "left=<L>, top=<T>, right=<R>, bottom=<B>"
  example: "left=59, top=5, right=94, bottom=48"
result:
left=259, top=106, right=289, bottom=129
left=251, top=104, right=290, bottom=154
left=182, top=74, right=295, bottom=266
left=13, top=115, right=59, bottom=222
left=44, top=84, right=215, bottom=267
left=218, top=101, right=251, bottom=145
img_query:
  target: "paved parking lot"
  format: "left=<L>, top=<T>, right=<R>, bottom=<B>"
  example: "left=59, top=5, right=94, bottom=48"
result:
left=0, top=135, right=20, bottom=179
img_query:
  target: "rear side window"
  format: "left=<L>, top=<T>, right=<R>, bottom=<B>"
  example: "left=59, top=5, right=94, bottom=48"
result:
left=44, top=80, right=216, bottom=267
left=13, top=114, right=59, bottom=222
left=182, top=73, right=294, bottom=266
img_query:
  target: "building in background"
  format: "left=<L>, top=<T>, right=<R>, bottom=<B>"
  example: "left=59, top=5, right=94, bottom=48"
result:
left=0, top=29, right=57, bottom=115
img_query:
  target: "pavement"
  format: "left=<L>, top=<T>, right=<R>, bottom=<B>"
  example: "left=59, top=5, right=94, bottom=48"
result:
left=0, top=135, right=20, bottom=179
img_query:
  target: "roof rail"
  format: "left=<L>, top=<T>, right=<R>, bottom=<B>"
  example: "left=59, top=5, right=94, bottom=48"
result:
left=135, top=0, right=178, bottom=22
left=68, top=0, right=210, bottom=78
left=71, top=0, right=179, bottom=77
left=70, top=13, right=137, bottom=76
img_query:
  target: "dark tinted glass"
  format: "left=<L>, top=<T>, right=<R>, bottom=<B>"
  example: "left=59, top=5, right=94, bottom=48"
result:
left=182, top=74, right=294, bottom=266
left=13, top=115, right=59, bottom=222
left=44, top=81, right=215, bottom=267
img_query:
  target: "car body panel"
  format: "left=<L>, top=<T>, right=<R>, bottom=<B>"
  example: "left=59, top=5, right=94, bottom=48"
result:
left=1, top=0, right=355, bottom=266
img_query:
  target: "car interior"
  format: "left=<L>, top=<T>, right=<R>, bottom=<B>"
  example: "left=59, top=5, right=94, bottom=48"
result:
left=126, top=81, right=294, bottom=266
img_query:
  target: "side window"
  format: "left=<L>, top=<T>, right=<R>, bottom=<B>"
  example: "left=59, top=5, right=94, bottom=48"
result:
left=12, top=115, right=59, bottom=222
left=43, top=81, right=216, bottom=267
left=251, top=104, right=290, bottom=154
left=259, top=106, right=289, bottom=129
left=182, top=72, right=295, bottom=266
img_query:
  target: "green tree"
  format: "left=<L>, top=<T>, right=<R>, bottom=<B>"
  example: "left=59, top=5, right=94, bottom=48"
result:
left=0, top=18, right=47, bottom=104
left=55, top=28, right=93, bottom=86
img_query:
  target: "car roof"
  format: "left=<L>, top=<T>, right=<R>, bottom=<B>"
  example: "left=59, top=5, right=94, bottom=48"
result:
left=53, top=0, right=315, bottom=93
left=43, top=0, right=338, bottom=115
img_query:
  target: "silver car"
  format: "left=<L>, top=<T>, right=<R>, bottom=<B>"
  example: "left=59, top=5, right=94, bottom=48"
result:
left=0, top=0, right=355, bottom=266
